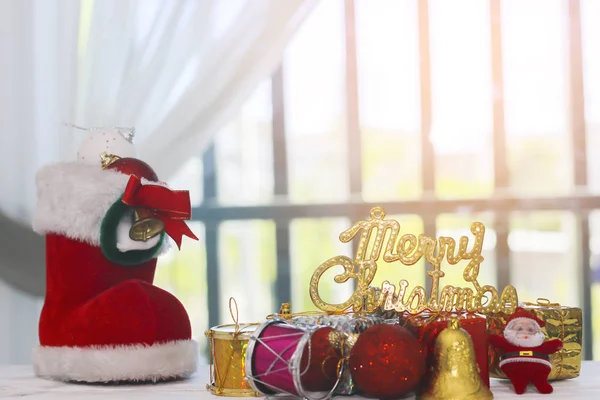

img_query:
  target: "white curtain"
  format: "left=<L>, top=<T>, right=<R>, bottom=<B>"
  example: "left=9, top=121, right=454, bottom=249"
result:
left=78, top=0, right=318, bottom=179
left=1, top=0, right=317, bottom=225
left=0, top=0, right=317, bottom=363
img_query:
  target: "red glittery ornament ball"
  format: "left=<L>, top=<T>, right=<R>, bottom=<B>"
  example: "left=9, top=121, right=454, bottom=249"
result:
left=349, top=324, right=425, bottom=399
left=300, top=327, right=341, bottom=392
left=105, top=157, right=159, bottom=182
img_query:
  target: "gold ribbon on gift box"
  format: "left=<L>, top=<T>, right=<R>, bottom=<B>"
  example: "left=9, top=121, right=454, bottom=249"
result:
left=488, top=298, right=582, bottom=381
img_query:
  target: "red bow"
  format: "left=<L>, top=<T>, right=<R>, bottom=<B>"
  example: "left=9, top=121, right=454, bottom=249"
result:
left=121, top=175, right=198, bottom=249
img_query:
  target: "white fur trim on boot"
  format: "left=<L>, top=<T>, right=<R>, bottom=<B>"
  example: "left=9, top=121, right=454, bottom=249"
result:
left=32, top=162, right=172, bottom=256
left=33, top=162, right=130, bottom=245
left=33, top=340, right=198, bottom=383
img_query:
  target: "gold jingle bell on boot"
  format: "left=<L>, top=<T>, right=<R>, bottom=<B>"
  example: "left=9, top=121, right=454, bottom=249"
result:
left=99, top=152, right=165, bottom=243
left=129, top=208, right=164, bottom=241
left=419, top=318, right=493, bottom=400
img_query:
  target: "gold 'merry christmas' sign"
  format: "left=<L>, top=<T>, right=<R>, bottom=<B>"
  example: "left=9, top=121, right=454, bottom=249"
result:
left=309, top=207, right=518, bottom=315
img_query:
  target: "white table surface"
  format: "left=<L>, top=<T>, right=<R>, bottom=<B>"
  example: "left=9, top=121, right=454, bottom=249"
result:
left=0, top=362, right=598, bottom=399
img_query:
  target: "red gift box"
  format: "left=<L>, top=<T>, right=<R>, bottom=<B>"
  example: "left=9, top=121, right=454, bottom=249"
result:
left=399, top=311, right=489, bottom=388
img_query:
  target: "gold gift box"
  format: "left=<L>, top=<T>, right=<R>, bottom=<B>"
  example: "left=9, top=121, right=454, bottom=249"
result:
left=487, top=300, right=582, bottom=380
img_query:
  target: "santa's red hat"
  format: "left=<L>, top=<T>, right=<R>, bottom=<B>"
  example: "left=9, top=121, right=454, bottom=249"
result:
left=506, top=307, right=545, bottom=328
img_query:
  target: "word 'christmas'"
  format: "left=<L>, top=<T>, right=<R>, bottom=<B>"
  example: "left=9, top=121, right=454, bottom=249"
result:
left=309, top=207, right=518, bottom=315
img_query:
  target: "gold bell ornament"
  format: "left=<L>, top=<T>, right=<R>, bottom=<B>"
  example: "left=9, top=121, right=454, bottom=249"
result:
left=279, top=302, right=292, bottom=317
left=99, top=152, right=165, bottom=242
left=129, top=208, right=165, bottom=241
left=419, top=318, right=493, bottom=400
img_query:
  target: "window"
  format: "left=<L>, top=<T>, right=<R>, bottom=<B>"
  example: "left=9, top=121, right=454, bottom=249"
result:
left=155, top=0, right=600, bottom=360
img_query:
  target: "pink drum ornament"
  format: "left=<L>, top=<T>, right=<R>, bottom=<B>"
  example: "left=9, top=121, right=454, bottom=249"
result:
left=245, top=319, right=341, bottom=400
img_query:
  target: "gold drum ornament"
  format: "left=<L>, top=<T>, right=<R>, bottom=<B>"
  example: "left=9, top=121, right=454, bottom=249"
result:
left=206, top=323, right=261, bottom=397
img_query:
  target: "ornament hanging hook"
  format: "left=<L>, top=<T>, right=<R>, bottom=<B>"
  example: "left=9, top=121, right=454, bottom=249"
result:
left=229, top=297, right=240, bottom=335
left=65, top=123, right=136, bottom=143
left=99, top=152, right=121, bottom=169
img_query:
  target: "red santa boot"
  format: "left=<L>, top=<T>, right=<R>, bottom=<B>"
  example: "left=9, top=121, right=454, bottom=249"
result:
left=489, top=307, right=563, bottom=395
left=32, top=129, right=199, bottom=383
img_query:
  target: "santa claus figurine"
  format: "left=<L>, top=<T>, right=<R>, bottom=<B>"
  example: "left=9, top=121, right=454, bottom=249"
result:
left=489, top=307, right=563, bottom=395
left=32, top=128, right=199, bottom=383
